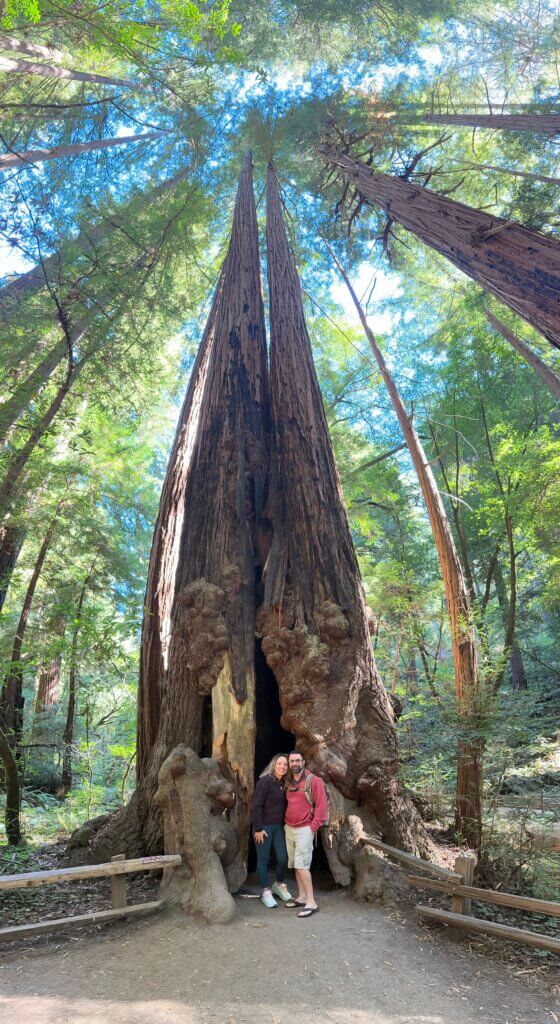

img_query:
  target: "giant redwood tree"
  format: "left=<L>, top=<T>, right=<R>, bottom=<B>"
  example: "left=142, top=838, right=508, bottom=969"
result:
left=319, top=146, right=560, bottom=351
left=78, top=154, right=431, bottom=881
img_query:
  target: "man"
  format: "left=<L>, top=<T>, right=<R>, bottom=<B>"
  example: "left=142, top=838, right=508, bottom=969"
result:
left=284, top=750, right=328, bottom=918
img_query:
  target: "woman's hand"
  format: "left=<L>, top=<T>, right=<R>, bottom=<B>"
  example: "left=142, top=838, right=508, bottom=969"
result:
left=254, top=830, right=268, bottom=844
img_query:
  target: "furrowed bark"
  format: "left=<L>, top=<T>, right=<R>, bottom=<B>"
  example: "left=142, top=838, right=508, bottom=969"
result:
left=0, top=55, right=136, bottom=87
left=328, top=244, right=482, bottom=850
left=486, top=312, right=560, bottom=400
left=263, top=164, right=431, bottom=855
left=94, top=152, right=270, bottom=861
left=319, top=145, right=560, bottom=351
left=0, top=523, right=25, bottom=612
left=0, top=131, right=162, bottom=170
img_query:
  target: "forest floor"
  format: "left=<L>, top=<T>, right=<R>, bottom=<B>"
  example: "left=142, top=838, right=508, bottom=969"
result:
left=1, top=871, right=559, bottom=1024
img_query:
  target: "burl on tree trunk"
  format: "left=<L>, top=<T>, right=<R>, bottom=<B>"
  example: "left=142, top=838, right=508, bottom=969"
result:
left=157, top=746, right=244, bottom=923
left=70, top=154, right=432, bottom=896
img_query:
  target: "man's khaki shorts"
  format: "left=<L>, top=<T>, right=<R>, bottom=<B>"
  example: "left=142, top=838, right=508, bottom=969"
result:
left=284, top=824, right=314, bottom=869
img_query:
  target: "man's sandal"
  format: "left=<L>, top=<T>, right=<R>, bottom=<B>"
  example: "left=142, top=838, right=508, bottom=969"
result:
left=297, top=906, right=319, bottom=918
left=284, top=898, right=306, bottom=909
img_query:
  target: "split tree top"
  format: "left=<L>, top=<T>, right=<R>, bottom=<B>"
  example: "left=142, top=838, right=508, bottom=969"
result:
left=285, top=771, right=329, bottom=833
left=252, top=775, right=286, bottom=831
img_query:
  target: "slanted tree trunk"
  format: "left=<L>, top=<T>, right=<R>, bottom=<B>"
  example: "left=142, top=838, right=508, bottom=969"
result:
left=0, top=338, right=67, bottom=443
left=459, top=162, right=560, bottom=187
left=328, top=243, right=482, bottom=850
left=90, top=152, right=270, bottom=861
left=319, top=146, right=560, bottom=351
left=0, top=131, right=161, bottom=170
left=0, top=165, right=191, bottom=314
left=0, top=517, right=57, bottom=752
left=262, top=164, right=431, bottom=855
left=418, top=112, right=560, bottom=134
left=0, top=32, right=67, bottom=62
left=0, top=723, right=21, bottom=843
left=486, top=312, right=560, bottom=400
left=0, top=55, right=136, bottom=87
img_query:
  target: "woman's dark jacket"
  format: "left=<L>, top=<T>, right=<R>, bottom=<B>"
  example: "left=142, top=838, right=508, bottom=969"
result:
left=252, top=774, right=286, bottom=831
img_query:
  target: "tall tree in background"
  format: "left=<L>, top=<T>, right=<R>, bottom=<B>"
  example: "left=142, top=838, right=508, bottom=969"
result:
left=319, top=146, right=560, bottom=351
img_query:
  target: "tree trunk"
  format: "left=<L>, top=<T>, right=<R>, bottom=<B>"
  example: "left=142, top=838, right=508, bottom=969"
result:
left=486, top=312, right=560, bottom=400
left=0, top=517, right=57, bottom=751
left=60, top=564, right=94, bottom=796
left=0, top=523, right=25, bottom=612
left=263, top=164, right=431, bottom=855
left=0, top=131, right=162, bottom=170
left=0, top=358, right=80, bottom=519
left=0, top=32, right=67, bottom=62
left=319, top=145, right=560, bottom=351
left=0, top=724, right=21, bottom=843
left=95, top=152, right=270, bottom=860
left=0, top=165, right=191, bottom=314
left=418, top=112, right=560, bottom=134
left=34, top=615, right=66, bottom=714
left=328, top=244, right=482, bottom=850
left=494, top=562, right=528, bottom=691
left=0, top=338, right=67, bottom=443
left=0, top=54, right=136, bottom=87
left=460, top=162, right=560, bottom=187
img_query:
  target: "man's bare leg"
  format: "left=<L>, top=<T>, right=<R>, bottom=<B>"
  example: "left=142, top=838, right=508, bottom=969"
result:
left=295, top=868, right=316, bottom=908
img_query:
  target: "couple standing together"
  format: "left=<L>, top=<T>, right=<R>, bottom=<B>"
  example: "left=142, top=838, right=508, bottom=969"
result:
left=252, top=750, right=328, bottom=918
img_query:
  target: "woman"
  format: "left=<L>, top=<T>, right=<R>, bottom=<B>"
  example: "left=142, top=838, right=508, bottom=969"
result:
left=252, top=753, right=292, bottom=908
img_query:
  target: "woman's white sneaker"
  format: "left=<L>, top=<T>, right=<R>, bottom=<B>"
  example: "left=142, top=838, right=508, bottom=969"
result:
left=271, top=882, right=292, bottom=902
left=261, top=889, right=277, bottom=908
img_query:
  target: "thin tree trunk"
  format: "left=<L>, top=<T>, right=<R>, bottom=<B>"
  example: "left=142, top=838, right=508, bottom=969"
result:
left=0, top=516, right=57, bottom=750
left=0, top=55, right=136, bottom=87
left=0, top=358, right=81, bottom=519
left=0, top=130, right=162, bottom=170
left=328, top=244, right=482, bottom=849
left=418, top=113, right=560, bottom=133
left=319, top=145, right=560, bottom=351
left=60, top=571, right=91, bottom=795
left=460, top=162, right=560, bottom=187
left=0, top=723, right=21, bottom=843
left=494, top=563, right=528, bottom=691
left=264, top=164, right=432, bottom=854
left=0, top=165, right=191, bottom=311
left=0, top=32, right=67, bottom=62
left=0, top=523, right=25, bottom=612
left=486, top=312, right=560, bottom=400
left=0, top=338, right=67, bottom=443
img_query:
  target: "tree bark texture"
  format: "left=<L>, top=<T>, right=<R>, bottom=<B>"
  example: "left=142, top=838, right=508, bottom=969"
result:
left=328, top=244, right=482, bottom=850
left=319, top=146, right=560, bottom=351
left=35, top=614, right=66, bottom=713
left=262, top=165, right=431, bottom=855
left=0, top=131, right=161, bottom=170
left=486, top=312, right=560, bottom=400
left=60, top=570, right=91, bottom=795
left=95, top=152, right=270, bottom=860
left=419, top=112, right=560, bottom=134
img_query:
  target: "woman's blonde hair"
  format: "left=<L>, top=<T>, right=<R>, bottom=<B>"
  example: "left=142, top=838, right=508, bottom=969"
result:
left=259, top=753, right=289, bottom=787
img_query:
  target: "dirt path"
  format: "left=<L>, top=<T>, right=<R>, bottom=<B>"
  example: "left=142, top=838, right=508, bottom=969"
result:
left=1, top=888, right=558, bottom=1024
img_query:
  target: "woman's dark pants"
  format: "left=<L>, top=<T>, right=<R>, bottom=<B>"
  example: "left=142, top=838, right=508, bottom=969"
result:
left=255, top=823, right=288, bottom=888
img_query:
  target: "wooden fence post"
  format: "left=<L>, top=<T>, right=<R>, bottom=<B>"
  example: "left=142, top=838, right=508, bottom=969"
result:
left=449, top=854, right=476, bottom=940
left=110, top=854, right=127, bottom=909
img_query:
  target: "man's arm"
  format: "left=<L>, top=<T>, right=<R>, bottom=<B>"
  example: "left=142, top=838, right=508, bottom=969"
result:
left=310, top=776, right=328, bottom=832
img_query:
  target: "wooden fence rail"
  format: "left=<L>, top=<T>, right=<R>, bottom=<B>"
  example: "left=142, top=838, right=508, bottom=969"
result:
left=0, top=853, right=181, bottom=944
